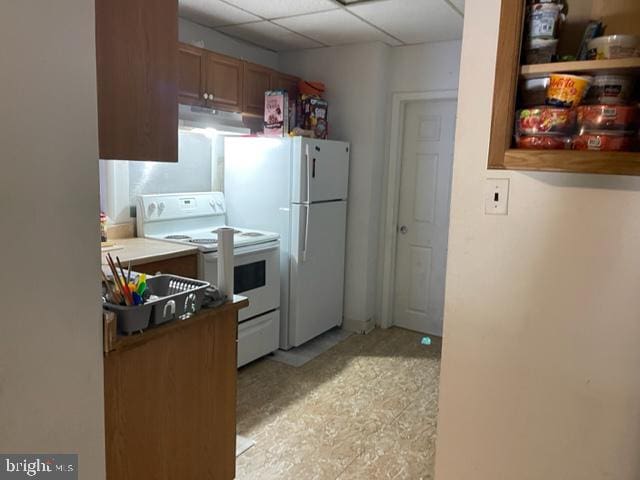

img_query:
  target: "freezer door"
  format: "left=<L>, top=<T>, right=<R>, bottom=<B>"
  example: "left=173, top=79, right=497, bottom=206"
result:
left=289, top=201, right=347, bottom=347
left=291, top=138, right=350, bottom=203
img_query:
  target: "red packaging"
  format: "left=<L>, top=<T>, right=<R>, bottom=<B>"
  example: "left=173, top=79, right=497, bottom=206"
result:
left=572, top=131, right=635, bottom=151
left=516, top=107, right=576, bottom=135
left=577, top=105, right=639, bottom=131
left=516, top=134, right=572, bottom=149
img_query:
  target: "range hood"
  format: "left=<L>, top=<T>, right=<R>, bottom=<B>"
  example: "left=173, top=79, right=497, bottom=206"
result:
left=178, top=104, right=250, bottom=134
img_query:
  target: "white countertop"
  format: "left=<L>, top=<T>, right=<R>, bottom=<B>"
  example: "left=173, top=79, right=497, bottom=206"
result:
left=100, top=237, right=198, bottom=267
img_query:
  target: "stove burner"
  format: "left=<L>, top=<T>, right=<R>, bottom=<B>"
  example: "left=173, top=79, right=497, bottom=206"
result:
left=211, top=229, right=241, bottom=234
left=165, top=235, right=192, bottom=240
left=190, top=238, right=217, bottom=244
left=240, top=232, right=265, bottom=237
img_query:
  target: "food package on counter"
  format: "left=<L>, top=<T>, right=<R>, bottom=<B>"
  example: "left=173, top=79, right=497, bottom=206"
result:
left=299, top=95, right=328, bottom=140
left=516, top=107, right=576, bottom=135
left=546, top=74, right=592, bottom=108
left=577, top=105, right=639, bottom=131
left=572, top=130, right=636, bottom=151
left=585, top=75, right=635, bottom=105
left=515, top=134, right=572, bottom=149
left=264, top=90, right=289, bottom=137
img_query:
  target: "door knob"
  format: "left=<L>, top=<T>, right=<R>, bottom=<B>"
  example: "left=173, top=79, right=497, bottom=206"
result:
left=399, top=225, right=408, bottom=234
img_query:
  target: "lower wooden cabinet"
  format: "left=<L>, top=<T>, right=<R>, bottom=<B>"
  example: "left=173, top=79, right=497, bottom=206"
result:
left=104, top=304, right=240, bottom=480
left=134, top=254, right=198, bottom=279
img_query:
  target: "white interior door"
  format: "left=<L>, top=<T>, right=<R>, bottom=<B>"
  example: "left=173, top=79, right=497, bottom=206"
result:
left=393, top=99, right=457, bottom=336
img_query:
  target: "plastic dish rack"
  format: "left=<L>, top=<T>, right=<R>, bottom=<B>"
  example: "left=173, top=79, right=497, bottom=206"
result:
left=145, top=275, right=210, bottom=325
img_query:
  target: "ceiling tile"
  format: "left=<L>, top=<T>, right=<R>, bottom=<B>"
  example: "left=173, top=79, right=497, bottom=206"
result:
left=274, top=9, right=402, bottom=47
left=348, top=0, right=463, bottom=44
left=218, top=21, right=324, bottom=51
left=223, top=0, right=338, bottom=19
left=179, top=0, right=260, bottom=27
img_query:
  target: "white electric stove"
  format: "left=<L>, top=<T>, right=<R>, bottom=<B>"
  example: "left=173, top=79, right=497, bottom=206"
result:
left=136, top=192, right=281, bottom=367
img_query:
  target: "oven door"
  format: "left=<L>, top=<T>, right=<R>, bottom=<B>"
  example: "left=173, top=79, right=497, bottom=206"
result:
left=201, top=241, right=280, bottom=322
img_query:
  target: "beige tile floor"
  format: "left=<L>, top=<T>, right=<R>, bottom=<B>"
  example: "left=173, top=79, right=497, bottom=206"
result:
left=236, top=327, right=442, bottom=480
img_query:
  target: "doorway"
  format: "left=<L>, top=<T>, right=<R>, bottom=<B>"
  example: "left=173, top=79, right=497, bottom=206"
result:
left=380, top=92, right=457, bottom=336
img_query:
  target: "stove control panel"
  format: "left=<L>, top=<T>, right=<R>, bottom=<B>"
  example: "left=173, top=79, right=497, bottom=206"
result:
left=137, top=192, right=226, bottom=222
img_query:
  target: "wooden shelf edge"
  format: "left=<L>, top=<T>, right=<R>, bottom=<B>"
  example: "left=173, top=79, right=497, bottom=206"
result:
left=521, top=57, right=640, bottom=77
left=501, top=149, right=640, bottom=175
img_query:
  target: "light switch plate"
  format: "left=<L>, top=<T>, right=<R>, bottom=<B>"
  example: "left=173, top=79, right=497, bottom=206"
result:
left=485, top=178, right=509, bottom=215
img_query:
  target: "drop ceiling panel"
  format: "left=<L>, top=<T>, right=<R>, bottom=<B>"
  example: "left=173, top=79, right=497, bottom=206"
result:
left=274, top=9, right=402, bottom=47
left=223, top=0, right=338, bottom=19
left=218, top=21, right=324, bottom=51
left=348, top=0, right=463, bottom=44
left=179, top=0, right=260, bottom=27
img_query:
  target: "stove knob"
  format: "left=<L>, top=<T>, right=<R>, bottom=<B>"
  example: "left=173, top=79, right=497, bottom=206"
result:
left=209, top=200, right=217, bottom=212
left=147, top=202, right=157, bottom=217
left=216, top=201, right=224, bottom=210
left=157, top=201, right=166, bottom=215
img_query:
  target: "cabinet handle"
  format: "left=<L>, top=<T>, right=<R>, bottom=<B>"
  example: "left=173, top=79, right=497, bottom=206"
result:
left=209, top=91, right=214, bottom=100
left=203, top=93, right=209, bottom=99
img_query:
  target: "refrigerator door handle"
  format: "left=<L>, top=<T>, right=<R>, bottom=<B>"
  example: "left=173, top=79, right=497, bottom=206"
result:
left=301, top=204, right=310, bottom=262
left=305, top=143, right=311, bottom=204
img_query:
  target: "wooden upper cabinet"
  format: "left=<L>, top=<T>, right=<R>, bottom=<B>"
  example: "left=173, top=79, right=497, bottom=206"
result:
left=95, top=0, right=178, bottom=162
left=204, top=52, right=243, bottom=112
left=243, top=62, right=273, bottom=116
left=178, top=44, right=206, bottom=106
left=271, top=72, right=300, bottom=103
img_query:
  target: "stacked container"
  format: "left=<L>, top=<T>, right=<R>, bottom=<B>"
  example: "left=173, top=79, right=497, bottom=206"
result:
left=523, top=0, right=564, bottom=64
left=573, top=75, right=639, bottom=151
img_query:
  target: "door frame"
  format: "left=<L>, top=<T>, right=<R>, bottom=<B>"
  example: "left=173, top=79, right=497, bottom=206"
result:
left=379, top=90, right=458, bottom=329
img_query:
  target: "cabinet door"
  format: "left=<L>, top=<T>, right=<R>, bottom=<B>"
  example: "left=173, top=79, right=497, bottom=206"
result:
left=204, top=52, right=243, bottom=112
left=178, top=43, right=206, bottom=106
left=96, top=0, right=178, bottom=162
left=271, top=72, right=300, bottom=103
left=243, top=62, right=273, bottom=116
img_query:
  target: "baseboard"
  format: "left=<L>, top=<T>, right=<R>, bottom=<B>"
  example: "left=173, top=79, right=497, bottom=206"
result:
left=341, top=316, right=375, bottom=335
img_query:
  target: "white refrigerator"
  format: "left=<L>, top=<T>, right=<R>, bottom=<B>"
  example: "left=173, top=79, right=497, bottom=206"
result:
left=224, top=137, right=350, bottom=349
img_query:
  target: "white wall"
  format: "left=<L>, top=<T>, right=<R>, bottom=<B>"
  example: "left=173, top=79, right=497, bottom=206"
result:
left=389, top=41, right=462, bottom=93
left=0, top=1, right=105, bottom=477
left=435, top=1, right=640, bottom=478
left=280, top=43, right=391, bottom=326
left=179, top=18, right=278, bottom=69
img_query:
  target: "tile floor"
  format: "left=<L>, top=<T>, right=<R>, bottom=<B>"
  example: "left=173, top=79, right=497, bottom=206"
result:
left=236, top=327, right=442, bottom=480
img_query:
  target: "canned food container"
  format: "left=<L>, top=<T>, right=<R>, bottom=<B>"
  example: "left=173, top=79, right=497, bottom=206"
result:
left=577, top=105, right=639, bottom=131
left=520, top=76, right=550, bottom=107
left=585, top=75, right=635, bottom=105
left=525, top=38, right=558, bottom=64
left=516, top=134, right=572, bottom=150
left=526, top=3, right=563, bottom=40
left=516, top=107, right=576, bottom=135
left=572, top=131, right=635, bottom=151
left=546, top=74, right=592, bottom=108
left=587, top=35, right=640, bottom=60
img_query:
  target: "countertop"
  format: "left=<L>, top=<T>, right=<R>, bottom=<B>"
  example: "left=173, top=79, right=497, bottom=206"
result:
left=104, top=295, right=249, bottom=355
left=100, top=237, right=198, bottom=266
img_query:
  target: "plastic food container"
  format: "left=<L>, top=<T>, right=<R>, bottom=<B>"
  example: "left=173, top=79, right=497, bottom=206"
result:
left=585, top=75, right=635, bottom=105
left=577, top=105, right=639, bottom=131
left=516, top=134, right=572, bottom=150
left=546, top=74, right=592, bottom=108
left=527, top=3, right=563, bottom=40
left=572, top=131, right=635, bottom=151
left=516, top=107, right=576, bottom=135
left=587, top=35, right=640, bottom=60
left=520, top=76, right=550, bottom=107
left=525, top=38, right=558, bottom=64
